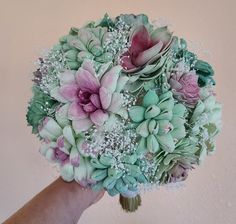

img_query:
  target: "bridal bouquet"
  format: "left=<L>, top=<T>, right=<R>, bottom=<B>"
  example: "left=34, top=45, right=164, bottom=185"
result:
left=27, top=14, right=222, bottom=212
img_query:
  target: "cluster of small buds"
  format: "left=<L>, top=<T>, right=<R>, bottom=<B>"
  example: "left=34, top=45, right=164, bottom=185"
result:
left=35, top=49, right=67, bottom=93
left=104, top=17, right=131, bottom=62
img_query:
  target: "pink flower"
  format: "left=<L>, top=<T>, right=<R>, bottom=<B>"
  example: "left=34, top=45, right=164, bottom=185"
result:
left=52, top=60, right=124, bottom=133
left=169, top=70, right=200, bottom=107
left=120, top=25, right=172, bottom=72
left=39, top=117, right=80, bottom=167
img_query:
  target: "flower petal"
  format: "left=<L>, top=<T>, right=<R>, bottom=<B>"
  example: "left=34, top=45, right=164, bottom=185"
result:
left=81, top=59, right=96, bottom=77
left=90, top=94, right=101, bottom=108
left=72, top=118, right=93, bottom=133
left=63, top=126, right=76, bottom=146
left=99, top=87, right=112, bottom=110
left=68, top=102, right=87, bottom=120
left=133, top=41, right=163, bottom=66
left=151, top=26, right=172, bottom=47
left=39, top=117, right=62, bottom=140
left=83, top=102, right=97, bottom=113
left=59, top=84, right=79, bottom=102
left=136, top=120, right=149, bottom=137
left=101, top=66, right=121, bottom=93
left=70, top=146, right=80, bottom=167
left=130, top=25, right=151, bottom=58
left=143, top=90, right=159, bottom=107
left=147, top=134, right=160, bottom=153
left=116, top=75, right=129, bottom=92
left=120, top=52, right=136, bottom=70
left=90, top=109, right=109, bottom=126
left=55, top=104, right=70, bottom=127
left=50, top=87, right=68, bottom=103
left=75, top=68, right=100, bottom=93
left=108, top=93, right=124, bottom=113
left=128, top=106, right=145, bottom=122
left=156, top=133, right=175, bottom=152
left=60, top=163, right=74, bottom=182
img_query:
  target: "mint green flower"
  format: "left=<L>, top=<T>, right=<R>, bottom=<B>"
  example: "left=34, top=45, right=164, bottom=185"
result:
left=90, top=153, right=147, bottom=196
left=129, top=90, right=187, bottom=154
left=54, top=27, right=113, bottom=70
left=153, top=139, right=198, bottom=184
left=189, top=93, right=222, bottom=163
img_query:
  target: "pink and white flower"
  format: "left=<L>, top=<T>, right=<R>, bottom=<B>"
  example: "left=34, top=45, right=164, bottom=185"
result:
left=39, top=117, right=95, bottom=185
left=120, top=25, right=172, bottom=72
left=51, top=60, right=126, bottom=133
left=39, top=117, right=80, bottom=167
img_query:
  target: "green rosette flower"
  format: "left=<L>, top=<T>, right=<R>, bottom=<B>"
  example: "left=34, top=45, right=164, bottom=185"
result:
left=55, top=27, right=113, bottom=70
left=151, top=139, right=198, bottom=184
left=129, top=90, right=187, bottom=154
left=189, top=92, right=222, bottom=163
left=90, top=153, right=147, bottom=196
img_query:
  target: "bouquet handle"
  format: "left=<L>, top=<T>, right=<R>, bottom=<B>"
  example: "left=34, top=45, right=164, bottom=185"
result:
left=119, top=194, right=141, bottom=212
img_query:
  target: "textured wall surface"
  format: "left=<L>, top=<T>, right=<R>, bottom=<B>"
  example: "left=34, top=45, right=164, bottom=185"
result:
left=0, top=0, right=235, bottom=223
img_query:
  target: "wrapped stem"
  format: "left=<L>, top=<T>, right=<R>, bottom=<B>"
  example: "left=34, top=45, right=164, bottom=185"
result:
left=119, top=194, right=141, bottom=212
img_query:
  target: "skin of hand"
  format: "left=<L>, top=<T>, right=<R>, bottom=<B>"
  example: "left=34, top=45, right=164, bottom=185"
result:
left=3, top=177, right=105, bottom=224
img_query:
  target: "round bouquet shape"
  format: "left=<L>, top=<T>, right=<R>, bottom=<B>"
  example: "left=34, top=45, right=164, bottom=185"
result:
left=27, top=14, right=222, bottom=212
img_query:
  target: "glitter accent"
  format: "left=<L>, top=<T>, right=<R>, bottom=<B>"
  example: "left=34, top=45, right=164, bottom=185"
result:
left=35, top=49, right=68, bottom=93
left=84, top=117, right=138, bottom=173
left=104, top=17, right=131, bottom=63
